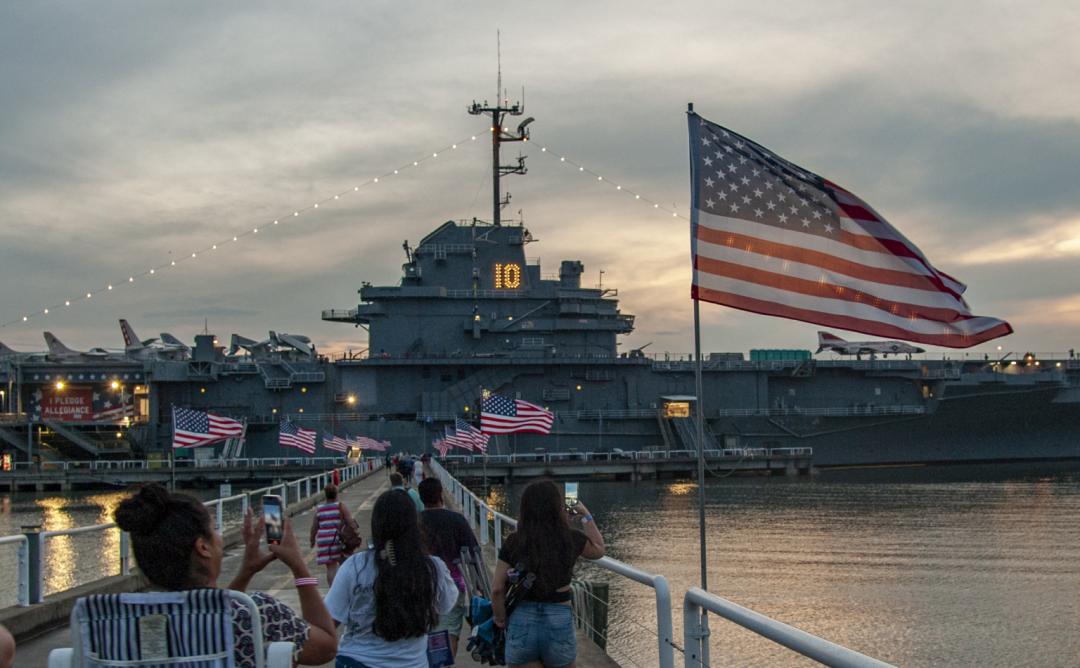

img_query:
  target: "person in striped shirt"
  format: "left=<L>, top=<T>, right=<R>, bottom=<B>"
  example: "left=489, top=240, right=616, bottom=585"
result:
left=309, top=484, right=355, bottom=586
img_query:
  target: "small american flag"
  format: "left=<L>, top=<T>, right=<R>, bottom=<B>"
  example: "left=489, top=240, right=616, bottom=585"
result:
left=322, top=433, right=350, bottom=453
left=432, top=438, right=452, bottom=457
left=455, top=418, right=490, bottom=452
left=172, top=407, right=244, bottom=448
left=481, top=395, right=553, bottom=434
left=279, top=418, right=316, bottom=454
left=444, top=425, right=473, bottom=451
left=353, top=436, right=389, bottom=451
left=688, top=111, right=1012, bottom=347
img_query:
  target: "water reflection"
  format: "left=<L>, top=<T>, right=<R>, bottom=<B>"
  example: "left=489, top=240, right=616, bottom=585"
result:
left=0, top=487, right=231, bottom=607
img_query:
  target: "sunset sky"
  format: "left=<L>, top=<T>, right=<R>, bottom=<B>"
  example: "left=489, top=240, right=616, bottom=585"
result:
left=2, top=2, right=1079, bottom=357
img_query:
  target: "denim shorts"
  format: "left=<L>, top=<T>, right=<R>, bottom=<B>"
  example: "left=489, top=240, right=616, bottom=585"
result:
left=433, top=589, right=467, bottom=636
left=505, top=600, right=576, bottom=667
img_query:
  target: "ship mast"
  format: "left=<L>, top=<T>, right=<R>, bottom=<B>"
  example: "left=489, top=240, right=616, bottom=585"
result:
left=468, top=35, right=532, bottom=226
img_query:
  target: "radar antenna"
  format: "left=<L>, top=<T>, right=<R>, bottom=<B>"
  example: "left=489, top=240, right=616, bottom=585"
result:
left=468, top=30, right=532, bottom=227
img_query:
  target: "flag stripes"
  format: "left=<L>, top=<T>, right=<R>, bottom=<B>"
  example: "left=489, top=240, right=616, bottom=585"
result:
left=688, top=112, right=1011, bottom=348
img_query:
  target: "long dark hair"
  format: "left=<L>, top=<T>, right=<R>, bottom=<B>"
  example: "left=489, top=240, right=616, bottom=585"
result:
left=515, top=479, right=578, bottom=598
left=114, top=483, right=213, bottom=590
left=370, top=489, right=437, bottom=640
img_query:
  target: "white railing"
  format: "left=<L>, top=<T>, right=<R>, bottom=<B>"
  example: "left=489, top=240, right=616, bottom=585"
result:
left=428, top=459, right=676, bottom=668
left=683, top=587, right=894, bottom=668
left=440, top=447, right=812, bottom=466
left=5, top=459, right=383, bottom=607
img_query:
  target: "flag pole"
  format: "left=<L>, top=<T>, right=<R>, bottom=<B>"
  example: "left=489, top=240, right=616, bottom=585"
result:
left=689, top=100, right=711, bottom=666
left=170, top=405, right=177, bottom=491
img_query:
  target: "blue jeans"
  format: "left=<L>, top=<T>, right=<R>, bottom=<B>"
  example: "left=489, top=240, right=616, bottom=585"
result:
left=505, top=600, right=576, bottom=667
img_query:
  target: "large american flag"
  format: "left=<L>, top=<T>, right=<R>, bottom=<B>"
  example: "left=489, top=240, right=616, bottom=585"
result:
left=688, top=112, right=1012, bottom=348
left=481, top=395, right=554, bottom=434
left=279, top=418, right=316, bottom=454
left=455, top=418, right=490, bottom=452
left=172, top=407, right=244, bottom=448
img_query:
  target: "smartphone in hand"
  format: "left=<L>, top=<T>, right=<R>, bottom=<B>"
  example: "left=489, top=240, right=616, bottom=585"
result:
left=564, top=482, right=579, bottom=513
left=262, top=495, right=284, bottom=545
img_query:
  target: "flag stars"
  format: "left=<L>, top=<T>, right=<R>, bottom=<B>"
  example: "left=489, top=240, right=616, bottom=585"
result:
left=740, top=176, right=750, bottom=185
left=716, top=171, right=726, bottom=180
left=765, top=181, right=774, bottom=190
left=778, top=213, right=789, bottom=223
left=789, top=205, right=799, bottom=215
left=705, top=198, right=716, bottom=208
left=717, top=191, right=728, bottom=201
left=741, top=195, right=751, bottom=205
left=801, top=219, right=811, bottom=228
left=823, top=223, right=835, bottom=234
left=729, top=183, right=739, bottom=192
left=705, top=177, right=715, bottom=188
left=701, top=137, right=711, bottom=146
left=729, top=203, right=741, bottom=213
left=754, top=208, right=765, bottom=218
left=766, top=201, right=776, bottom=210
left=812, top=210, right=823, bottom=220
left=738, top=156, right=748, bottom=165
left=727, top=164, right=738, bottom=174
left=704, top=157, right=713, bottom=167
left=777, top=192, right=787, bottom=202
left=753, top=188, right=763, bottom=198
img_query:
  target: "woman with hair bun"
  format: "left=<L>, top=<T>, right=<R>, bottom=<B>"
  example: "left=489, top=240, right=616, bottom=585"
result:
left=325, top=488, right=458, bottom=667
left=113, top=483, right=338, bottom=667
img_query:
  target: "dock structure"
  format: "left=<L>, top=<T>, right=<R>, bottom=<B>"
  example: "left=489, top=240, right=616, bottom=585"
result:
left=0, top=456, right=351, bottom=492
left=443, top=447, right=813, bottom=484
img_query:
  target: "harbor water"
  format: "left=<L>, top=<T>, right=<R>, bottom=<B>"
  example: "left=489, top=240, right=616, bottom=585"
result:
left=487, top=462, right=1080, bottom=667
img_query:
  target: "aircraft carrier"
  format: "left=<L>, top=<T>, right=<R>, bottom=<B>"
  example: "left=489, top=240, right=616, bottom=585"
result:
left=2, top=93, right=1080, bottom=468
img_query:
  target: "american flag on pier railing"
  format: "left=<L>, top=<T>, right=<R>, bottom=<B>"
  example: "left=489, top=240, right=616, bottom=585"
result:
left=444, top=425, right=473, bottom=451
left=432, top=438, right=452, bottom=457
left=172, top=407, right=245, bottom=448
left=322, top=432, right=350, bottom=453
left=687, top=112, right=1012, bottom=348
left=279, top=418, right=316, bottom=454
left=352, top=436, right=389, bottom=451
left=455, top=418, right=490, bottom=453
left=481, top=395, right=554, bottom=434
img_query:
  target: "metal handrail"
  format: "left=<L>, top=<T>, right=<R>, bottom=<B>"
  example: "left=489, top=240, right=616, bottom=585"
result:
left=683, top=586, right=894, bottom=668
left=9, top=459, right=381, bottom=606
left=428, top=459, right=675, bottom=668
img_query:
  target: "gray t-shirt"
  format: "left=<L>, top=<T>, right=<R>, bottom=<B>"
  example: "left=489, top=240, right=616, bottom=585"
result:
left=325, top=550, right=458, bottom=667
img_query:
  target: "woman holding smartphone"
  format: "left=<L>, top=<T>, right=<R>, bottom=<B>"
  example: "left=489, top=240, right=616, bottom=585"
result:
left=491, top=479, right=605, bottom=668
left=113, top=484, right=338, bottom=667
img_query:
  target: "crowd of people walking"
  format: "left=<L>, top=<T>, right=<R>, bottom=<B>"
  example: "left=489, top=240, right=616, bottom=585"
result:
left=99, top=454, right=605, bottom=668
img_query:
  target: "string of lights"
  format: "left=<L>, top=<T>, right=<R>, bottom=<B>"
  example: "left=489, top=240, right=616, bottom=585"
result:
left=3, top=132, right=486, bottom=329
left=534, top=144, right=688, bottom=222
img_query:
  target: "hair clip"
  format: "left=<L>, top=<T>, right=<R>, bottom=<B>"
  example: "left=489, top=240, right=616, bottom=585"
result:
left=379, top=539, right=397, bottom=566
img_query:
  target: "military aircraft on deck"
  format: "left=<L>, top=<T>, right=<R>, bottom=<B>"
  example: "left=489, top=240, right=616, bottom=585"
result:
left=815, top=331, right=925, bottom=359
left=43, top=332, right=120, bottom=362
left=119, top=320, right=190, bottom=360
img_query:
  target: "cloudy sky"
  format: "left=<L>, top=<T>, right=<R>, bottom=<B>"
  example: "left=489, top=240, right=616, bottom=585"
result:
left=2, top=1, right=1079, bottom=357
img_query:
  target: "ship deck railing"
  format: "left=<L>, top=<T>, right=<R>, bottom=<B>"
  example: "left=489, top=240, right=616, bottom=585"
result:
left=441, top=447, right=812, bottom=466
left=1, top=462, right=376, bottom=607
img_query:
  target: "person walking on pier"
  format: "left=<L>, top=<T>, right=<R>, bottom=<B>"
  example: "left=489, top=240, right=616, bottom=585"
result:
left=309, top=484, right=356, bottom=586
left=113, top=483, right=338, bottom=667
left=390, top=472, right=424, bottom=511
left=325, top=489, right=458, bottom=667
left=419, top=477, right=478, bottom=658
left=492, top=479, right=605, bottom=668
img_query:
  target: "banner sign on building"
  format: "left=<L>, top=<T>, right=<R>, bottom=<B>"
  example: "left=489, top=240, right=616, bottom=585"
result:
left=29, top=388, right=134, bottom=423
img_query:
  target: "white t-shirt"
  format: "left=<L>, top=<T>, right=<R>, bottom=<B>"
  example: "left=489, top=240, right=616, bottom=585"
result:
left=325, top=550, right=458, bottom=667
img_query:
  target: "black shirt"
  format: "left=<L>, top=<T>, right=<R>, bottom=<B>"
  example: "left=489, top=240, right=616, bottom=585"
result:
left=497, top=529, right=589, bottom=602
left=420, top=508, right=478, bottom=582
